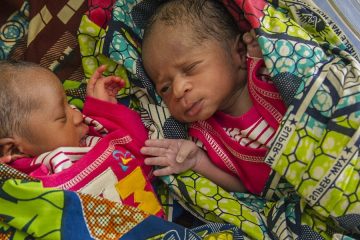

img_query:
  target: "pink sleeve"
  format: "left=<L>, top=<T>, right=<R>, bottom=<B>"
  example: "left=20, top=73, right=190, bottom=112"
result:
left=82, top=96, right=148, bottom=142
left=9, top=157, right=50, bottom=176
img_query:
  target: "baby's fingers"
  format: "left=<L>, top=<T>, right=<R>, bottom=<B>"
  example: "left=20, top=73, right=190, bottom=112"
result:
left=249, top=29, right=256, bottom=38
left=243, top=30, right=263, bottom=58
left=152, top=166, right=173, bottom=176
left=144, top=139, right=172, bottom=148
left=87, top=65, right=107, bottom=94
left=88, top=65, right=107, bottom=85
left=243, top=32, right=254, bottom=44
left=144, top=157, right=178, bottom=176
left=141, top=146, right=167, bottom=157
left=176, top=140, right=196, bottom=163
left=144, top=156, right=169, bottom=166
left=102, top=76, right=124, bottom=87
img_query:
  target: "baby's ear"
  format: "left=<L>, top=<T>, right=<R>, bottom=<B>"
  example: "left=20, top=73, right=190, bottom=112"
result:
left=233, top=34, right=247, bottom=70
left=0, top=138, right=27, bottom=163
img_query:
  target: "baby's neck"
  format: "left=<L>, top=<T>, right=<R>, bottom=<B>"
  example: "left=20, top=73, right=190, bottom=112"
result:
left=221, top=84, right=253, bottom=116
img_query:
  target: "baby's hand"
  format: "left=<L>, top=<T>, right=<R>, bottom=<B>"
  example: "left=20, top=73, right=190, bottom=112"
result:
left=140, top=139, right=201, bottom=176
left=243, top=29, right=263, bottom=59
left=0, top=155, right=12, bottom=164
left=86, top=65, right=125, bottom=103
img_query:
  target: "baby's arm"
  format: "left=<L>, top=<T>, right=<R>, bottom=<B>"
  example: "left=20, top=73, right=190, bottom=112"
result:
left=141, top=139, right=246, bottom=192
left=243, top=29, right=263, bottom=59
left=86, top=65, right=125, bottom=103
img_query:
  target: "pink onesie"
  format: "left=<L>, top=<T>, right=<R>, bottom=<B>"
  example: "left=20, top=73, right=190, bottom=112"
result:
left=189, top=57, right=287, bottom=195
left=10, top=96, right=165, bottom=217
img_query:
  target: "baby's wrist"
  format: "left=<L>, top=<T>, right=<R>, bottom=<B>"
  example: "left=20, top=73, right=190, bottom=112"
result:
left=192, top=149, right=206, bottom=172
left=192, top=156, right=199, bottom=172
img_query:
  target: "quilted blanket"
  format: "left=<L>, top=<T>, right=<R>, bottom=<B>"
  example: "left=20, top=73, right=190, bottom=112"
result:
left=0, top=0, right=359, bottom=239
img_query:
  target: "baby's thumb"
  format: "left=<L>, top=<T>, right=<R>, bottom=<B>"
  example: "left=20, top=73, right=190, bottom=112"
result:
left=175, top=141, right=194, bottom=163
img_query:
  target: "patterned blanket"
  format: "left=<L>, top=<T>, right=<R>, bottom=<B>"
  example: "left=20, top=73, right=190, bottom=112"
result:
left=0, top=0, right=359, bottom=239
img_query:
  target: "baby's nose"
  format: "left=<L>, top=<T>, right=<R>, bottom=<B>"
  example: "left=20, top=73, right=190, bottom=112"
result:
left=72, top=108, right=84, bottom=125
left=173, top=78, right=190, bottom=99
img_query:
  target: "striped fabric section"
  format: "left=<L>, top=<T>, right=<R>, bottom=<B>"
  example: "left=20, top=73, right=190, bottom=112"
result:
left=31, top=136, right=101, bottom=174
left=224, top=116, right=276, bottom=149
left=83, top=116, right=108, bottom=136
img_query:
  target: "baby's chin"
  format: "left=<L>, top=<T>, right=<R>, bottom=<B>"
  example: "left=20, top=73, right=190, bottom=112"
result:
left=79, top=135, right=88, bottom=147
left=175, top=113, right=213, bottom=123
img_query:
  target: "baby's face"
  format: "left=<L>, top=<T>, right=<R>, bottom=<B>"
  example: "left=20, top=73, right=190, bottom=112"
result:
left=142, top=24, right=246, bottom=123
left=19, top=69, right=89, bottom=156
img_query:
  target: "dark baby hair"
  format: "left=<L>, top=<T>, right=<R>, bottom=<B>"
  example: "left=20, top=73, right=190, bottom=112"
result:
left=143, top=0, right=240, bottom=46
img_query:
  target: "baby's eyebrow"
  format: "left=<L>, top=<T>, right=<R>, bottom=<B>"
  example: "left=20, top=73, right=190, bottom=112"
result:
left=54, top=115, right=66, bottom=121
left=183, top=60, right=202, bottom=70
left=53, top=107, right=66, bottom=120
left=52, top=95, right=67, bottom=120
left=153, top=75, right=169, bottom=87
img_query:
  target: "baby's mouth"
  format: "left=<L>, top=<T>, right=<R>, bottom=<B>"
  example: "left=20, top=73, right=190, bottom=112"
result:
left=185, top=99, right=203, bottom=117
left=79, top=125, right=89, bottom=147
left=79, top=135, right=87, bottom=147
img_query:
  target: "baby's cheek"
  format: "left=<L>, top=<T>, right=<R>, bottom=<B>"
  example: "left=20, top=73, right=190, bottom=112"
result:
left=167, top=102, right=178, bottom=115
left=168, top=107, right=184, bottom=120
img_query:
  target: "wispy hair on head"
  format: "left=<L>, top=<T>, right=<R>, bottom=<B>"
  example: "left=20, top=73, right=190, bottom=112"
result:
left=0, top=60, right=43, bottom=139
left=143, top=0, right=240, bottom=46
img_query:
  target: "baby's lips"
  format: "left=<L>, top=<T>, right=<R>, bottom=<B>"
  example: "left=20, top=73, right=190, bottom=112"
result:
left=79, top=125, right=89, bottom=147
left=79, top=137, right=86, bottom=147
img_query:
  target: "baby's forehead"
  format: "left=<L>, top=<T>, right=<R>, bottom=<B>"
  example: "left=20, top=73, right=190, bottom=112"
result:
left=21, top=67, right=60, bottom=85
left=148, top=21, right=204, bottom=45
left=22, top=66, right=51, bottom=76
left=17, top=68, right=63, bottom=101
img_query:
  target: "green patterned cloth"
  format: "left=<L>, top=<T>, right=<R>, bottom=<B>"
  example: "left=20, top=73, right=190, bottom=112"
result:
left=1, top=0, right=359, bottom=239
left=101, top=0, right=360, bottom=238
